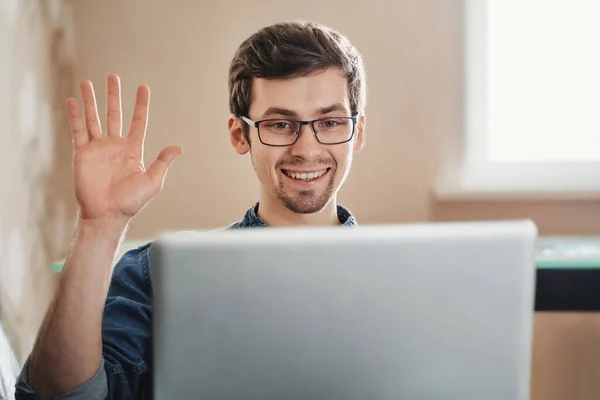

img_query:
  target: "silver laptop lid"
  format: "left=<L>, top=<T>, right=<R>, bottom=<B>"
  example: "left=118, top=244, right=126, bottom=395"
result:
left=152, top=220, right=537, bottom=400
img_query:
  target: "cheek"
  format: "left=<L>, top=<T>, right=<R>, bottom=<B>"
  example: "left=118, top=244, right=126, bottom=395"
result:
left=251, top=148, right=285, bottom=178
left=332, top=145, right=354, bottom=172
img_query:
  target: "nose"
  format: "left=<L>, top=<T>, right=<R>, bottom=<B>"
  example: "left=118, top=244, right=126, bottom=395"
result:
left=289, top=124, right=322, bottom=159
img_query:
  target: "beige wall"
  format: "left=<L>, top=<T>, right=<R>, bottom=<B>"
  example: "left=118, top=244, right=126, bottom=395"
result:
left=532, top=313, right=600, bottom=400
left=0, top=0, right=78, bottom=362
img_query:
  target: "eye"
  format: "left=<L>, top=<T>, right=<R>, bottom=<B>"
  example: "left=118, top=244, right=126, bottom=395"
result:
left=317, top=118, right=348, bottom=129
left=275, top=122, right=291, bottom=129
left=264, top=121, right=294, bottom=129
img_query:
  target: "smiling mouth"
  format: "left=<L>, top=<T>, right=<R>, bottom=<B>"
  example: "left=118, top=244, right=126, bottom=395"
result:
left=282, top=168, right=330, bottom=181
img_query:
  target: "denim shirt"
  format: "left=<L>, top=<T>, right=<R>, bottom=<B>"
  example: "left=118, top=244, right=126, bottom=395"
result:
left=15, top=202, right=357, bottom=400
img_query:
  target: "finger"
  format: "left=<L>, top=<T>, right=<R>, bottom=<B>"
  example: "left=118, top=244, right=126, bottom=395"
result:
left=80, top=80, right=102, bottom=139
left=66, top=98, right=88, bottom=149
left=105, top=74, right=122, bottom=137
left=146, top=146, right=182, bottom=189
left=127, top=84, right=150, bottom=143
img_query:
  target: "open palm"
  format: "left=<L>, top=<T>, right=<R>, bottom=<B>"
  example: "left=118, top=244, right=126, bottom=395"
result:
left=68, top=75, right=181, bottom=224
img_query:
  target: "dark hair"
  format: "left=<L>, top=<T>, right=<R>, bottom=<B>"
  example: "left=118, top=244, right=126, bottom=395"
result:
left=228, top=21, right=366, bottom=139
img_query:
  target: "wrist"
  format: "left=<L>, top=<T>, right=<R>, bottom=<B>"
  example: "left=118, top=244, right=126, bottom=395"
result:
left=76, top=217, right=129, bottom=240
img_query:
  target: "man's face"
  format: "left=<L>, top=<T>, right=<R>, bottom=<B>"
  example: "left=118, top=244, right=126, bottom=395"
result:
left=232, top=67, right=364, bottom=214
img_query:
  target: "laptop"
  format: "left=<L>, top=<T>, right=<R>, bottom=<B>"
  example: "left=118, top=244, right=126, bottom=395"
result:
left=151, top=220, right=537, bottom=400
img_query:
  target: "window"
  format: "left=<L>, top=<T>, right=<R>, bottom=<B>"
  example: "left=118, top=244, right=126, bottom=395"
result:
left=436, top=0, right=600, bottom=199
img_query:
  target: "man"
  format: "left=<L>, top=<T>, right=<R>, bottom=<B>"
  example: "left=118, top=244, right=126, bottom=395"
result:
left=16, top=20, right=366, bottom=399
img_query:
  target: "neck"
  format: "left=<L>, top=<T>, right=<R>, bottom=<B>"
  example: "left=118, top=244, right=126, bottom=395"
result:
left=257, top=192, right=340, bottom=227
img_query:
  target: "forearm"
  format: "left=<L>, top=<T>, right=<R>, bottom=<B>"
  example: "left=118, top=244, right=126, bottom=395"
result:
left=27, top=218, right=128, bottom=399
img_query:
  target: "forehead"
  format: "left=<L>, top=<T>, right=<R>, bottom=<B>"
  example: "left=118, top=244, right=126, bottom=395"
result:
left=249, top=67, right=351, bottom=118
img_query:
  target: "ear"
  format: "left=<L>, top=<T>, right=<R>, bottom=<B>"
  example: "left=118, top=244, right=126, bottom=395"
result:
left=229, top=114, right=250, bottom=155
left=353, top=114, right=365, bottom=152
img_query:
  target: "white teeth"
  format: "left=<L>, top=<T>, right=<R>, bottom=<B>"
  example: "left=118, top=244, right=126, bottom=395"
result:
left=286, top=169, right=327, bottom=181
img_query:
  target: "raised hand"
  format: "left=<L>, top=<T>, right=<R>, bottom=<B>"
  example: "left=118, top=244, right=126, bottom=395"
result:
left=68, top=74, right=181, bottom=225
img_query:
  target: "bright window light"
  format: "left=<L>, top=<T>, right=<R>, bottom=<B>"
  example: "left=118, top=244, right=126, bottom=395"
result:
left=486, top=0, right=600, bottom=163
left=436, top=0, right=600, bottom=198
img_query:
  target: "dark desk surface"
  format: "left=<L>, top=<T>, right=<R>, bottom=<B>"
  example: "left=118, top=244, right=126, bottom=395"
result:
left=535, top=237, right=600, bottom=312
left=535, top=268, right=600, bottom=311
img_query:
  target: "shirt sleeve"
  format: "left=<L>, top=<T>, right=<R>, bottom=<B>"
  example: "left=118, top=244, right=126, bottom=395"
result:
left=15, top=242, right=155, bottom=400
left=15, top=358, right=108, bottom=400
left=102, top=242, right=154, bottom=400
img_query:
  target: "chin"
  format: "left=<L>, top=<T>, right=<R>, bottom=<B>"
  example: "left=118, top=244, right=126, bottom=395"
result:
left=278, top=190, right=336, bottom=215
left=284, top=202, right=328, bottom=215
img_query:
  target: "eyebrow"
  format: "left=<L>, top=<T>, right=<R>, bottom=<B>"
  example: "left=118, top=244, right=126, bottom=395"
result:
left=317, top=103, right=348, bottom=115
left=260, top=103, right=349, bottom=119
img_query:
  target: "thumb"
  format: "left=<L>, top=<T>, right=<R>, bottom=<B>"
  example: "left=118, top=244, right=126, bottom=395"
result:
left=147, top=145, right=182, bottom=188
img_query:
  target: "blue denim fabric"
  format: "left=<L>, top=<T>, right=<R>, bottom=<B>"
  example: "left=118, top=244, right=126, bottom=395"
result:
left=15, top=202, right=357, bottom=399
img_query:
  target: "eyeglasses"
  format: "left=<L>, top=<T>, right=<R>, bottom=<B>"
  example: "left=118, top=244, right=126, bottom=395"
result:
left=241, top=115, right=358, bottom=147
